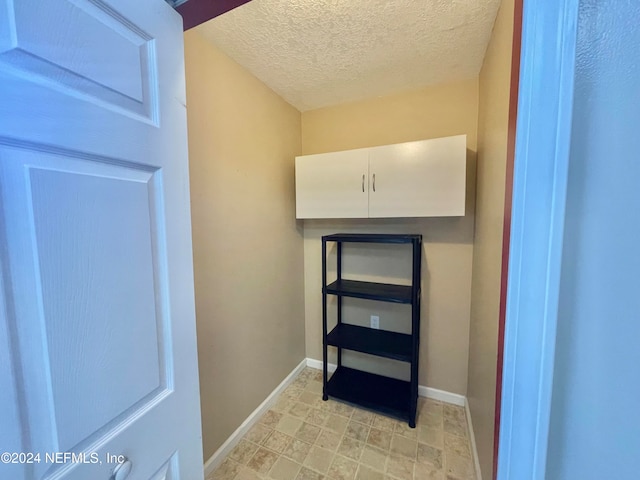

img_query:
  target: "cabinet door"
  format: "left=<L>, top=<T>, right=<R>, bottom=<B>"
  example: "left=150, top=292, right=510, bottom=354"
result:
left=368, top=135, right=467, bottom=217
left=296, top=149, right=369, bottom=218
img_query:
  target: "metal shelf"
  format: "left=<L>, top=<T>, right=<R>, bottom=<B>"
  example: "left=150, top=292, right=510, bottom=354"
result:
left=322, top=233, right=422, bottom=244
left=326, top=367, right=412, bottom=422
left=326, top=324, right=412, bottom=362
left=324, top=279, right=413, bottom=304
left=321, top=233, right=422, bottom=428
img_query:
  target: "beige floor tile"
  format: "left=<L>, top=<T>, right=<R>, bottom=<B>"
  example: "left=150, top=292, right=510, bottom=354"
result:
left=303, top=446, right=335, bottom=474
left=316, top=399, right=333, bottom=412
left=390, top=434, right=417, bottom=460
left=306, top=408, right=331, bottom=427
left=413, top=463, right=444, bottom=480
left=386, top=455, right=414, bottom=480
left=283, top=385, right=305, bottom=400
left=296, top=422, right=322, bottom=444
left=292, top=377, right=307, bottom=388
left=299, top=368, right=316, bottom=380
left=356, top=465, right=384, bottom=480
left=305, top=381, right=324, bottom=394
left=420, top=400, right=443, bottom=417
left=229, top=440, right=260, bottom=465
left=299, top=391, right=321, bottom=406
left=234, top=465, right=264, bottom=480
left=261, top=410, right=284, bottom=428
left=443, top=417, right=466, bottom=437
left=417, top=443, right=443, bottom=470
left=445, top=452, right=475, bottom=480
left=247, top=447, right=279, bottom=475
left=417, top=412, right=443, bottom=429
left=327, top=455, right=358, bottom=480
left=283, top=438, right=313, bottom=464
left=290, top=402, right=313, bottom=419
left=366, top=428, right=392, bottom=451
left=296, top=466, right=325, bottom=480
left=359, top=446, right=387, bottom=472
left=330, top=402, right=354, bottom=418
left=345, top=420, right=370, bottom=442
left=394, top=421, right=418, bottom=440
left=273, top=397, right=296, bottom=413
left=247, top=423, right=273, bottom=444
left=443, top=433, right=471, bottom=458
left=277, top=415, right=305, bottom=436
left=325, top=414, right=349, bottom=435
left=337, top=435, right=364, bottom=461
left=315, top=429, right=343, bottom=451
left=270, top=456, right=302, bottom=480
left=211, top=458, right=242, bottom=480
left=351, top=409, right=375, bottom=425
left=263, top=430, right=294, bottom=454
left=299, top=368, right=319, bottom=380
left=418, top=426, right=443, bottom=448
left=371, top=415, right=399, bottom=432
left=443, top=405, right=465, bottom=423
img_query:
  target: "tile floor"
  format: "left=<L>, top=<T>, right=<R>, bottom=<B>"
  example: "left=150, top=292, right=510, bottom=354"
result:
left=208, top=368, right=476, bottom=480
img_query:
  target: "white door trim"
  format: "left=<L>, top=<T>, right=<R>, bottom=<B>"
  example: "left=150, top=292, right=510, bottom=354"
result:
left=497, top=0, right=579, bottom=479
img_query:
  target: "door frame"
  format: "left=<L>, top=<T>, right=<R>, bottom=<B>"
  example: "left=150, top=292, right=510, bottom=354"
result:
left=497, top=0, right=580, bottom=479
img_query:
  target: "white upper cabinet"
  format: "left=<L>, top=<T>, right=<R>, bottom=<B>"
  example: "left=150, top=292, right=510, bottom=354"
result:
left=295, top=135, right=466, bottom=219
left=368, top=135, right=467, bottom=218
left=295, top=148, right=370, bottom=218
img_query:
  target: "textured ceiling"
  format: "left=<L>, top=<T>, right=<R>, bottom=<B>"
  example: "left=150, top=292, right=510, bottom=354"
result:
left=195, top=0, right=502, bottom=111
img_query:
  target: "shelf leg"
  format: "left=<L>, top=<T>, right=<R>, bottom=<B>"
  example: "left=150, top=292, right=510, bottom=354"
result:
left=322, top=238, right=328, bottom=401
left=409, top=238, right=422, bottom=428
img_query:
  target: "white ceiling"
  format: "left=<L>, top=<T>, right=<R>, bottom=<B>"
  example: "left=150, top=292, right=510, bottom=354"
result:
left=196, top=0, right=502, bottom=111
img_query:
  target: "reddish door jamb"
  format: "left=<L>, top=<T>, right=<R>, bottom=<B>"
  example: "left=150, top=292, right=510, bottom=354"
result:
left=494, top=1, right=524, bottom=478
left=176, top=0, right=253, bottom=31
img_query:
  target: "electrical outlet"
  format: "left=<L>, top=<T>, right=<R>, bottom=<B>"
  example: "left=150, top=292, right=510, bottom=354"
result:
left=370, top=315, right=380, bottom=329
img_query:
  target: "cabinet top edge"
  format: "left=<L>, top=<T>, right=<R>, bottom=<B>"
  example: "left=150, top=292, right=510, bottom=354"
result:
left=296, top=134, right=467, bottom=159
left=322, top=233, right=422, bottom=243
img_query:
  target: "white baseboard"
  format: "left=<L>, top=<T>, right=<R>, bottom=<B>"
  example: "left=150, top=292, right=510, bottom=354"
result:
left=305, top=357, right=336, bottom=372
left=417, top=385, right=465, bottom=407
left=465, top=399, right=483, bottom=480
left=306, top=358, right=466, bottom=406
left=202, top=359, right=307, bottom=477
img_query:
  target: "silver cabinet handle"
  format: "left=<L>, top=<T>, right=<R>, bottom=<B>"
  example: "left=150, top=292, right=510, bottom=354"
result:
left=373, top=173, right=376, bottom=192
left=362, top=174, right=365, bottom=192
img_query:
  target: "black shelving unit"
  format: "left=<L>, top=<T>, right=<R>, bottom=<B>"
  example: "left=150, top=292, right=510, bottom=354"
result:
left=321, top=233, right=422, bottom=427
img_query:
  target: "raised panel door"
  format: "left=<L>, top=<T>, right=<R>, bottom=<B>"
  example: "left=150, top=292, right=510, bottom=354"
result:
left=0, top=1, right=203, bottom=479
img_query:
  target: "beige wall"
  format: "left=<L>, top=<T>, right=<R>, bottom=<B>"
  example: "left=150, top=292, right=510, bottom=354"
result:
left=184, top=31, right=305, bottom=460
left=467, top=0, right=515, bottom=477
left=301, top=80, right=479, bottom=394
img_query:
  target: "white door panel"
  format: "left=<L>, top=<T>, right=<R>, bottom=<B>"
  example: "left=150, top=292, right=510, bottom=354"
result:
left=0, top=1, right=203, bottom=479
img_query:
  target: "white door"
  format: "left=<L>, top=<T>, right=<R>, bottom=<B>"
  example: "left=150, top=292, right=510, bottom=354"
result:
left=368, top=135, right=467, bottom=218
left=295, top=149, right=369, bottom=219
left=0, top=1, right=203, bottom=480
